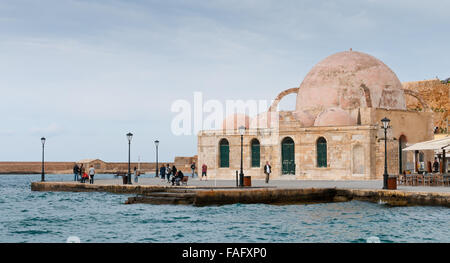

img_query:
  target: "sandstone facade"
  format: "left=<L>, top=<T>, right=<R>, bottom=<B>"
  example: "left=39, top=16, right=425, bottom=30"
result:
left=198, top=109, right=433, bottom=180
left=197, top=50, right=435, bottom=180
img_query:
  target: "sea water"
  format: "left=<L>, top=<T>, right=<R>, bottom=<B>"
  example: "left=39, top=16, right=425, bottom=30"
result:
left=0, top=174, right=449, bottom=243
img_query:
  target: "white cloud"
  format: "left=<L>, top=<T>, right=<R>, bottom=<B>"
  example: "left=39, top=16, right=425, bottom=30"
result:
left=30, top=123, right=65, bottom=137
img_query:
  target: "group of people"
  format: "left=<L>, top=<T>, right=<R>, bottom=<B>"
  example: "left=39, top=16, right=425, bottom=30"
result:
left=73, top=163, right=95, bottom=184
left=158, top=164, right=184, bottom=185
left=71, top=160, right=273, bottom=185
left=156, top=162, right=209, bottom=185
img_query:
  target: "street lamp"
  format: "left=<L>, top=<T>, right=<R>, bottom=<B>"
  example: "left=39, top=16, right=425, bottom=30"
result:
left=154, top=140, right=159, bottom=178
left=41, top=137, right=46, bottom=182
left=238, top=126, right=245, bottom=187
left=127, top=132, right=133, bottom=185
left=381, top=117, right=391, bottom=189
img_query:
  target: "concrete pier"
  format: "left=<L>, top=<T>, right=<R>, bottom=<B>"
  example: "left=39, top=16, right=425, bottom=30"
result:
left=31, top=181, right=450, bottom=207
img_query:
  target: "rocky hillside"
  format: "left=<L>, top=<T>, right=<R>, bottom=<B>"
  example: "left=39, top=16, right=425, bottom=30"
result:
left=402, top=79, right=449, bottom=133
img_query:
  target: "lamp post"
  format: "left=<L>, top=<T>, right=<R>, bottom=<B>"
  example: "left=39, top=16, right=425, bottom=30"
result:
left=381, top=117, right=390, bottom=189
left=238, top=126, right=245, bottom=187
left=155, top=140, right=159, bottom=178
left=41, top=137, right=46, bottom=182
left=127, top=132, right=133, bottom=185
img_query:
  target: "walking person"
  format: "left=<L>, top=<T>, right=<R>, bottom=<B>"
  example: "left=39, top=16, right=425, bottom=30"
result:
left=201, top=163, right=207, bottom=181
left=73, top=163, right=80, bottom=182
left=134, top=167, right=139, bottom=183
left=89, top=165, right=95, bottom=184
left=160, top=165, right=166, bottom=180
left=190, top=162, right=196, bottom=178
left=264, top=161, right=272, bottom=184
left=166, top=164, right=171, bottom=183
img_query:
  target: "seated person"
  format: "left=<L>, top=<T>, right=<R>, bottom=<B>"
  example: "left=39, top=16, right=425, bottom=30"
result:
left=81, top=172, right=89, bottom=183
left=171, top=170, right=184, bottom=186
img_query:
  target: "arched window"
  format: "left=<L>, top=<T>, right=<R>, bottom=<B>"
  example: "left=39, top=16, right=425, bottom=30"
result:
left=219, top=139, right=229, bottom=168
left=281, top=137, right=295, bottom=174
left=251, top=139, right=260, bottom=167
left=316, top=137, right=327, bottom=168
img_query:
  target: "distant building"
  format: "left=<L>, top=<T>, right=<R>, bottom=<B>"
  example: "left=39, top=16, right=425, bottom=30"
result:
left=77, top=159, right=107, bottom=170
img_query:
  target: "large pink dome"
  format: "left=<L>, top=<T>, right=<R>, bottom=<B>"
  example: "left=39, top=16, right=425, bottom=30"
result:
left=295, top=50, right=406, bottom=119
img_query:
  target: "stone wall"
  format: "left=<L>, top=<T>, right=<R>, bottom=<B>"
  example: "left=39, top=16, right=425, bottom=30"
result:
left=0, top=162, right=75, bottom=174
left=402, top=79, right=449, bottom=133
left=0, top=156, right=197, bottom=174
left=31, top=182, right=450, bottom=208
left=374, top=109, right=434, bottom=178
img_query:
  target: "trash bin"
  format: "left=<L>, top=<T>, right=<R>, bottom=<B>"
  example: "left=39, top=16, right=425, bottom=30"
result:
left=387, top=175, right=397, bottom=190
left=122, top=174, right=128, bottom=185
left=243, top=176, right=252, bottom=187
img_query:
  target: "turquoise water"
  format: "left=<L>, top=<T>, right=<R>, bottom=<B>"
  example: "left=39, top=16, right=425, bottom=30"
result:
left=1, top=174, right=449, bottom=243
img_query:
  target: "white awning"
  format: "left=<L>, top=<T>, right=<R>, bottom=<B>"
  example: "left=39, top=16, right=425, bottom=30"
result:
left=402, top=137, right=450, bottom=151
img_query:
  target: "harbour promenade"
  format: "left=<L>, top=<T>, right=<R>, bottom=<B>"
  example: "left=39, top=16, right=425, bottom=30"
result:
left=91, top=177, right=450, bottom=193
left=31, top=176, right=450, bottom=207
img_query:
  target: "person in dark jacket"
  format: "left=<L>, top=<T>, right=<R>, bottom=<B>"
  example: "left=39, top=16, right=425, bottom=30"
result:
left=172, top=170, right=184, bottom=186
left=166, top=164, right=171, bottom=183
left=433, top=158, right=440, bottom=173
left=79, top=164, right=85, bottom=183
left=73, top=163, right=80, bottom=182
left=190, top=162, right=196, bottom=178
left=172, top=165, right=177, bottom=180
left=264, top=161, right=272, bottom=184
left=160, top=165, right=166, bottom=180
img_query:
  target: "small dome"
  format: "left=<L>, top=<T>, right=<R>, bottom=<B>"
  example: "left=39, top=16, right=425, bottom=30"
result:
left=314, top=107, right=356, bottom=127
left=293, top=110, right=315, bottom=127
left=221, top=113, right=250, bottom=130
left=250, top=111, right=278, bottom=129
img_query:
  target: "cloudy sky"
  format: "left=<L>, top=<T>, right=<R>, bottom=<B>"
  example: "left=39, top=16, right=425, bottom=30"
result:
left=0, top=0, right=449, bottom=162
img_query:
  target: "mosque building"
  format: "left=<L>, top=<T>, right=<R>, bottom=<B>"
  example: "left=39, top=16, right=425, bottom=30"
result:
left=197, top=50, right=434, bottom=180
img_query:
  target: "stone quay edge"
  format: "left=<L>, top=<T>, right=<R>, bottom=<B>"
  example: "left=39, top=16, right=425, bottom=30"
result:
left=31, top=182, right=450, bottom=207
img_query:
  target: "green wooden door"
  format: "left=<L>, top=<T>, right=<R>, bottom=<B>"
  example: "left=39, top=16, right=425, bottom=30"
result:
left=220, top=139, right=229, bottom=167
left=282, top=137, right=295, bottom=175
left=317, top=137, right=327, bottom=167
left=251, top=139, right=260, bottom=167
